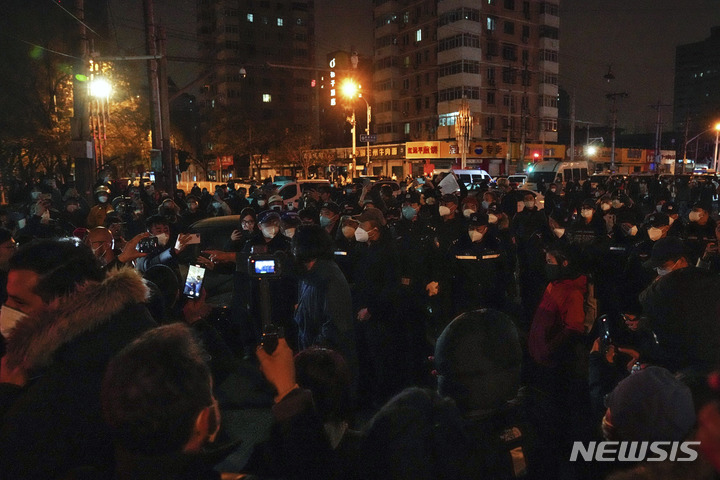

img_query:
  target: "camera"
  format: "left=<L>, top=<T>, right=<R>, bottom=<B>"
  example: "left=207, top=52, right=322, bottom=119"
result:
left=136, top=236, right=159, bottom=253
left=260, top=324, right=284, bottom=354
left=248, top=253, right=283, bottom=278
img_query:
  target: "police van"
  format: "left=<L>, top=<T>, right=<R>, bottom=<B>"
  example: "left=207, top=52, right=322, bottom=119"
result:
left=525, top=160, right=590, bottom=191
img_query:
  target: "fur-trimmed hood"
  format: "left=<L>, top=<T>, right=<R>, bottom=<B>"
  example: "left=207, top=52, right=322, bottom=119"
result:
left=5, top=267, right=150, bottom=371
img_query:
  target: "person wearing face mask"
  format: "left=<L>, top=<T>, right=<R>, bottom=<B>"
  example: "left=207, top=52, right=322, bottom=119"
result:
left=460, top=195, right=480, bottom=221
left=435, top=193, right=466, bottom=255
left=319, top=201, right=341, bottom=238
left=527, top=245, right=592, bottom=470
left=391, top=191, right=442, bottom=381
left=252, top=192, right=269, bottom=213
left=87, top=185, right=115, bottom=228
left=620, top=212, right=671, bottom=305
left=0, top=238, right=156, bottom=479
left=135, top=215, right=195, bottom=276
left=449, top=212, right=512, bottom=315
left=510, top=192, right=547, bottom=253
left=58, top=197, right=87, bottom=234
left=180, top=194, right=207, bottom=231
left=268, top=194, right=285, bottom=213
left=86, top=226, right=150, bottom=271
left=351, top=207, right=403, bottom=405
left=685, top=201, right=717, bottom=262
left=333, top=215, right=360, bottom=284
left=543, top=183, right=562, bottom=214
left=280, top=211, right=301, bottom=240
left=639, top=236, right=720, bottom=371
left=569, top=198, right=606, bottom=247
left=290, top=225, right=358, bottom=394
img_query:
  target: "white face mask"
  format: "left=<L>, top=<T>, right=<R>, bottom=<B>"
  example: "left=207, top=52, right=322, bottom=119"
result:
left=488, top=214, right=498, bottom=224
left=481, top=200, right=491, bottom=210
left=463, top=208, right=475, bottom=218
left=580, top=209, right=593, bottom=219
left=31, top=191, right=41, bottom=200
left=647, top=227, right=663, bottom=242
left=283, top=227, right=296, bottom=239
left=354, top=227, right=370, bottom=243
left=0, top=304, right=27, bottom=337
left=438, top=205, right=451, bottom=217
left=601, top=203, right=611, bottom=212
left=155, top=233, right=169, bottom=247
left=689, top=211, right=701, bottom=222
left=342, top=226, right=356, bottom=239
left=468, top=229, right=484, bottom=243
left=553, top=228, right=565, bottom=238
left=261, top=225, right=279, bottom=239
left=656, top=205, right=663, bottom=213
left=257, top=200, right=267, bottom=207
left=98, top=196, right=108, bottom=204
left=426, top=197, right=436, bottom=205
left=524, top=200, right=535, bottom=209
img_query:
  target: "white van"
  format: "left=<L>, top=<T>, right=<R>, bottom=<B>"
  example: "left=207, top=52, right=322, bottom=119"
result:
left=451, top=169, right=492, bottom=189
left=278, top=179, right=331, bottom=210
left=525, top=160, right=590, bottom=191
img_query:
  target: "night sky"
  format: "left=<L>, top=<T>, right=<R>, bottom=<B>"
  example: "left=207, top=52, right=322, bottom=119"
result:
left=107, top=0, right=720, bottom=135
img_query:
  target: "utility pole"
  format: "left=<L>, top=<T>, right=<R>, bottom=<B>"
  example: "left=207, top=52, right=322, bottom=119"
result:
left=649, top=100, right=671, bottom=172
left=570, top=89, right=576, bottom=163
left=606, top=92, right=628, bottom=172
left=71, top=0, right=94, bottom=200
left=143, top=0, right=166, bottom=190
left=158, top=26, right=174, bottom=193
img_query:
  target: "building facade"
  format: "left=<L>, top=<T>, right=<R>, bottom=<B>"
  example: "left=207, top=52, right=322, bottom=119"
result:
left=372, top=0, right=559, bottom=174
left=673, top=27, right=720, bottom=161
left=196, top=0, right=317, bottom=131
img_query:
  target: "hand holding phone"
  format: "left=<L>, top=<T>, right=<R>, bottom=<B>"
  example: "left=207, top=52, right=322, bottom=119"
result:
left=183, top=264, right=206, bottom=299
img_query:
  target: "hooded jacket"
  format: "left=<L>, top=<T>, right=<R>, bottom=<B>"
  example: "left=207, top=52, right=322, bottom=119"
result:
left=0, top=268, right=156, bottom=480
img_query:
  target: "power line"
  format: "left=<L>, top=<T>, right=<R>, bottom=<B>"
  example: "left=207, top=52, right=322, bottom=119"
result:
left=0, top=31, right=81, bottom=60
left=50, top=0, right=100, bottom=37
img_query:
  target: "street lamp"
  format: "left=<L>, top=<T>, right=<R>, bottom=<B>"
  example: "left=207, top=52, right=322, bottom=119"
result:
left=683, top=123, right=720, bottom=173
left=341, top=79, right=372, bottom=178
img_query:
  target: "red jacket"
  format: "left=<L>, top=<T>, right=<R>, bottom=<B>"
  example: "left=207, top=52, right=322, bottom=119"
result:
left=528, top=275, right=587, bottom=367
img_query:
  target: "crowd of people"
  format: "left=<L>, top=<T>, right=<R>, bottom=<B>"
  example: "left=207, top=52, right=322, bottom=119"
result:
left=0, top=170, right=719, bottom=479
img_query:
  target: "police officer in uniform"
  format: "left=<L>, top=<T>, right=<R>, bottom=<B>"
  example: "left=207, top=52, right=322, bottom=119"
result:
left=449, top=212, right=513, bottom=315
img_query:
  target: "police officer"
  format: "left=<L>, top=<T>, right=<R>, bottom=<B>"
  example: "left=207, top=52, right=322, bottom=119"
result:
left=449, top=212, right=512, bottom=315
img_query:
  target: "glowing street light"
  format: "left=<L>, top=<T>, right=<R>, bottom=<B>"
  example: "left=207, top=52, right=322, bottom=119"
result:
left=341, top=79, right=372, bottom=177
left=89, top=77, right=112, bottom=98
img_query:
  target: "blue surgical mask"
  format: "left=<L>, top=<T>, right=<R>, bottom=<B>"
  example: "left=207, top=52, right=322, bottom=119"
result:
left=319, top=215, right=332, bottom=227
left=402, top=206, right=417, bottom=220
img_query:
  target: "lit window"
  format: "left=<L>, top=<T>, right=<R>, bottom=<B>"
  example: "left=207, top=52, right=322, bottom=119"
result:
left=416, top=29, right=422, bottom=42
left=247, top=13, right=253, bottom=22
left=404, top=123, right=410, bottom=134
left=263, top=94, right=272, bottom=103
left=277, top=17, right=283, bottom=26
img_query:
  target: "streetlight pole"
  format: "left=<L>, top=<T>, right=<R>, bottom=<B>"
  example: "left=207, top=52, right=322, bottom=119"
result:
left=606, top=92, right=628, bottom=172
left=714, top=124, right=720, bottom=172
left=359, top=96, right=371, bottom=173
left=349, top=109, right=356, bottom=179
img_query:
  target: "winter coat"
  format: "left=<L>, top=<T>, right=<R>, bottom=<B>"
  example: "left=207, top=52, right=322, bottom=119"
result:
left=528, top=275, right=587, bottom=368
left=0, top=268, right=156, bottom=480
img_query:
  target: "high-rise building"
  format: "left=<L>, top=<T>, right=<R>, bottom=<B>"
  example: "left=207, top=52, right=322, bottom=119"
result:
left=196, top=0, right=316, bottom=130
left=372, top=0, right=559, bottom=169
left=673, top=27, right=720, bottom=137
